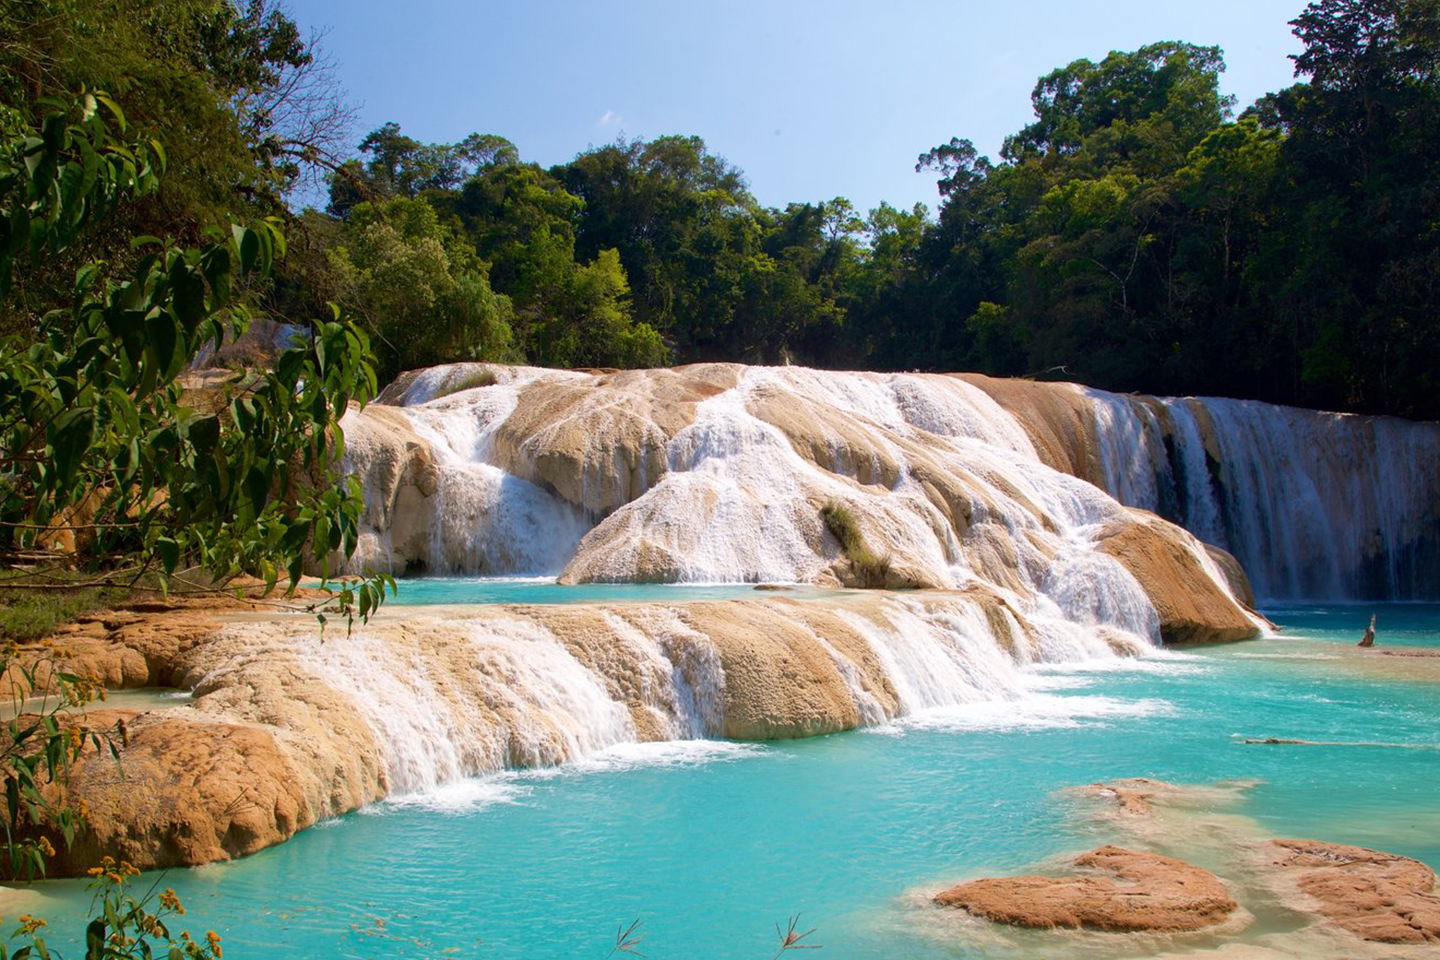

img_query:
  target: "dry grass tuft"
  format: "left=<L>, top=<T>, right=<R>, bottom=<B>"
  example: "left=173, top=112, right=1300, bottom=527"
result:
left=821, top=502, right=891, bottom=588
left=435, top=369, right=498, bottom=398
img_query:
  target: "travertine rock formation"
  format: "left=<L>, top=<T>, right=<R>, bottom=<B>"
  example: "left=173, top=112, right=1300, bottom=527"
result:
left=1259, top=839, right=1440, bottom=944
left=30, top=586, right=1134, bottom=874
left=339, top=363, right=1265, bottom=644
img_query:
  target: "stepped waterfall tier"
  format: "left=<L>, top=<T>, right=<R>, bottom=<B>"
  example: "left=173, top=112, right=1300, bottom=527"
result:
left=50, top=358, right=1440, bottom=874
left=51, top=592, right=1155, bottom=873
left=344, top=363, right=1439, bottom=602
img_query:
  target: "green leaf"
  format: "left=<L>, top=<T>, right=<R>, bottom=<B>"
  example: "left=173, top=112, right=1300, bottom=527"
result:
left=50, top=407, right=96, bottom=487
left=234, top=225, right=260, bottom=275
left=144, top=312, right=181, bottom=380
left=95, top=92, right=127, bottom=130
left=85, top=919, right=106, bottom=960
left=155, top=537, right=180, bottom=575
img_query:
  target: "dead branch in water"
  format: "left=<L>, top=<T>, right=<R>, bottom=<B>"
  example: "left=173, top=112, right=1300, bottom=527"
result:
left=1242, top=738, right=1439, bottom=750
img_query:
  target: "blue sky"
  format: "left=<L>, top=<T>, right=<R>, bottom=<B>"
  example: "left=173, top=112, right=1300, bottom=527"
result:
left=287, top=0, right=1305, bottom=214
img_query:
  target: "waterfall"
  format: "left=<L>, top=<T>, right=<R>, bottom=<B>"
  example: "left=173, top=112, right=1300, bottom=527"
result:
left=339, top=363, right=1269, bottom=644
left=1084, top=389, right=1440, bottom=601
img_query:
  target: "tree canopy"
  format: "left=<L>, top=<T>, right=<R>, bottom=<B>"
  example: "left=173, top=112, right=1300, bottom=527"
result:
left=8, top=0, right=1439, bottom=425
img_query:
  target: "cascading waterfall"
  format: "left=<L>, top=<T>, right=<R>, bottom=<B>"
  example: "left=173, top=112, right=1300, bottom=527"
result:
left=1086, top=389, right=1440, bottom=600
left=343, top=364, right=1183, bottom=644
left=221, top=361, right=1335, bottom=805
left=343, top=367, right=591, bottom=576
left=236, top=592, right=1154, bottom=800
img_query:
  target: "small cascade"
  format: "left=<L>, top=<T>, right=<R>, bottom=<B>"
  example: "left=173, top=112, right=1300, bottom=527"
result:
left=342, top=371, right=590, bottom=577
left=1085, top=389, right=1440, bottom=600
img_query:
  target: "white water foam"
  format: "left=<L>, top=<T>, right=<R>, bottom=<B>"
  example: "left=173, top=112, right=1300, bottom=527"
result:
left=376, top=741, right=765, bottom=815
left=870, top=693, right=1176, bottom=734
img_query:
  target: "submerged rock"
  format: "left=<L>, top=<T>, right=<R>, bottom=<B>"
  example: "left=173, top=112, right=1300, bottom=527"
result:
left=933, top=845, right=1239, bottom=932
left=1073, top=777, right=1165, bottom=815
left=1260, top=839, right=1440, bottom=944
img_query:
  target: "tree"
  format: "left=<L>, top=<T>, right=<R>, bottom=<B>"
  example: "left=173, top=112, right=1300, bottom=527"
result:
left=559, top=135, right=758, bottom=353
left=324, top=197, right=517, bottom=379
left=1249, top=0, right=1440, bottom=414
left=327, top=123, right=519, bottom=215
left=1001, top=41, right=1235, bottom=172
left=207, top=0, right=358, bottom=193
left=0, top=93, right=390, bottom=627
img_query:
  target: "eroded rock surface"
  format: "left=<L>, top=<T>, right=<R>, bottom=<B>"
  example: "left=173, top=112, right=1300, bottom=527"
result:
left=934, top=845, right=1239, bottom=932
left=1073, top=777, right=1166, bottom=815
left=23, top=587, right=1139, bottom=875
left=1260, top=839, right=1440, bottom=944
left=49, top=709, right=323, bottom=873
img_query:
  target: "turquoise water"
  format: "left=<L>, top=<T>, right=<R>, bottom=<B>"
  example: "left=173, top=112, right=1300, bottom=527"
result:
left=385, top=577, right=848, bottom=606
left=10, top=603, right=1440, bottom=959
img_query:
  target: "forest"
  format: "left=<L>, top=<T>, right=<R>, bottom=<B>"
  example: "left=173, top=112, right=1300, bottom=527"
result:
left=4, top=0, right=1439, bottom=420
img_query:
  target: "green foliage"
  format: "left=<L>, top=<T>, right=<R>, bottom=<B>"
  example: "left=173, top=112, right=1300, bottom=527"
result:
left=324, top=196, right=517, bottom=379
left=90, top=1, right=1426, bottom=420
left=0, top=90, right=163, bottom=298
left=0, top=582, right=123, bottom=642
left=530, top=248, right=667, bottom=369
left=965, top=302, right=1028, bottom=375
left=427, top=153, right=668, bottom=369
left=887, top=2, right=1440, bottom=418
left=1002, top=41, right=1235, bottom=172
left=0, top=93, right=389, bottom=628
left=327, top=123, right=518, bottom=216
left=0, top=0, right=353, bottom=346
left=820, top=502, right=891, bottom=588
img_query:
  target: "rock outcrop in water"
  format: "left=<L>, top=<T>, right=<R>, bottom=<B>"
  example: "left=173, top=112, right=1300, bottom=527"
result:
left=940, top=780, right=1440, bottom=955
left=933, top=845, right=1239, bottom=932
left=343, top=363, right=1266, bottom=644
left=1259, top=839, right=1440, bottom=944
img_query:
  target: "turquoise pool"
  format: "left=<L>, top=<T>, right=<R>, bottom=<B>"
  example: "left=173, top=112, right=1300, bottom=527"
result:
left=384, top=577, right=850, bottom=606
left=8, top=602, right=1439, bottom=959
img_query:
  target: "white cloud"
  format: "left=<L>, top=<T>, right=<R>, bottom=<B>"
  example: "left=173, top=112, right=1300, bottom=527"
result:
left=596, top=110, right=621, bottom=128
